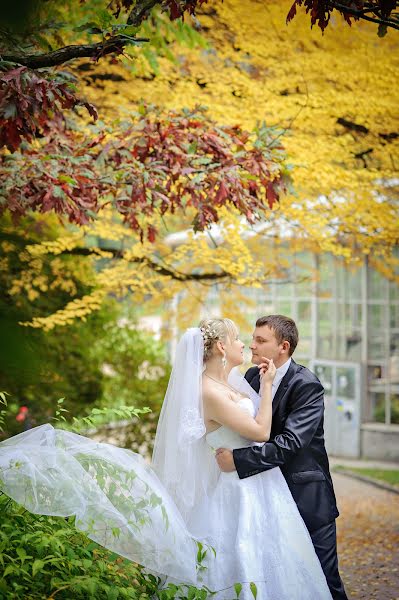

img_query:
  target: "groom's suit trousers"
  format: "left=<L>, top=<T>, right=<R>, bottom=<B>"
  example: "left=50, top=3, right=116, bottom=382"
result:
left=310, top=521, right=348, bottom=600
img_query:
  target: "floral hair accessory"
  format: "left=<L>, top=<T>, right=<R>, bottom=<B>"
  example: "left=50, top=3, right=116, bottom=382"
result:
left=200, top=325, right=218, bottom=343
left=200, top=325, right=220, bottom=359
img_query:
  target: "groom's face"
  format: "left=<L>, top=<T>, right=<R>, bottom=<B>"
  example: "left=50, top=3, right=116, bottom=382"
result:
left=250, top=325, right=282, bottom=365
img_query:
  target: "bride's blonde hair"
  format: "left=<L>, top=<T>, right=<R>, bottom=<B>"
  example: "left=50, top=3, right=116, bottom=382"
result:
left=199, top=318, right=237, bottom=361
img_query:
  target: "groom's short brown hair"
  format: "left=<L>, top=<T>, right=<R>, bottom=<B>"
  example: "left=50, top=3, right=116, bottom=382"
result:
left=255, top=315, right=298, bottom=356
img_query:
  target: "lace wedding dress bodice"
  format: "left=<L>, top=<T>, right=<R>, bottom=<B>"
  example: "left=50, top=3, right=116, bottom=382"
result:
left=205, top=396, right=256, bottom=451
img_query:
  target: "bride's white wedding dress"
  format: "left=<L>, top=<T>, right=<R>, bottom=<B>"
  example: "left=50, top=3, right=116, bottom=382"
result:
left=190, top=396, right=332, bottom=599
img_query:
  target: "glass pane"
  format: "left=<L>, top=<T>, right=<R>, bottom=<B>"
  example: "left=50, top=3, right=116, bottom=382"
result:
left=297, top=337, right=311, bottom=357
left=317, top=302, right=332, bottom=358
left=349, top=303, right=362, bottom=329
left=317, top=302, right=334, bottom=358
left=368, top=268, right=388, bottom=301
left=335, top=261, right=347, bottom=301
left=391, top=394, right=399, bottom=424
left=343, top=330, right=362, bottom=361
left=390, top=303, right=399, bottom=328
left=295, top=279, right=313, bottom=297
left=370, top=388, right=399, bottom=423
left=292, top=253, right=315, bottom=297
left=318, top=255, right=334, bottom=297
left=336, top=367, right=356, bottom=399
left=298, top=358, right=310, bottom=368
left=337, top=301, right=348, bottom=331
left=388, top=354, right=399, bottom=383
left=368, top=337, right=386, bottom=360
left=276, top=300, right=292, bottom=317
left=390, top=334, right=399, bottom=384
left=368, top=364, right=384, bottom=384
left=290, top=252, right=313, bottom=297
left=314, top=364, right=333, bottom=394
left=368, top=303, right=386, bottom=330
left=298, top=301, right=311, bottom=334
left=371, top=392, right=386, bottom=422
left=318, top=302, right=333, bottom=335
left=249, top=288, right=274, bottom=315
left=298, top=301, right=311, bottom=320
left=389, top=279, right=399, bottom=303
left=390, top=332, right=399, bottom=356
left=347, top=267, right=362, bottom=299
left=277, top=283, right=293, bottom=298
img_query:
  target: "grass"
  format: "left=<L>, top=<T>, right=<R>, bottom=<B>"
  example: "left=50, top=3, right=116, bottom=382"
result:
left=334, top=466, right=399, bottom=487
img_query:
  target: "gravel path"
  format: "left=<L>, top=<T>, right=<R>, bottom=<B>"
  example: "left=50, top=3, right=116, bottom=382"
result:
left=333, top=472, right=399, bottom=600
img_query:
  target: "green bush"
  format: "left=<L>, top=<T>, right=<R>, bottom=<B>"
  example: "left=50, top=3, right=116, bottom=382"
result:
left=0, top=493, right=161, bottom=599
left=93, top=318, right=171, bottom=413
left=0, top=494, right=239, bottom=600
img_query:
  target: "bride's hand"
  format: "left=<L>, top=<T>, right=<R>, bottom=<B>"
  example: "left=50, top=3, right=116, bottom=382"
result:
left=259, top=358, right=276, bottom=391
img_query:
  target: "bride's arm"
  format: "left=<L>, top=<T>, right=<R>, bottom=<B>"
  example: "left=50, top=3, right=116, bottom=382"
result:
left=204, top=361, right=275, bottom=442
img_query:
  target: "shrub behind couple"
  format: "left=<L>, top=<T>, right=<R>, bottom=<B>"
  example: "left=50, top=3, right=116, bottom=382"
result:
left=0, top=314, right=348, bottom=600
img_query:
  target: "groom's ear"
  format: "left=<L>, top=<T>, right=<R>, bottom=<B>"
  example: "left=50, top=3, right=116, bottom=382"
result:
left=281, top=340, right=291, bottom=354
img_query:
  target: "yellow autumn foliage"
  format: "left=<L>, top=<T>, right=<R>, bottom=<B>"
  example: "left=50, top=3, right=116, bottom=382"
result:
left=84, top=2, right=398, bottom=189
left=3, top=1, right=398, bottom=330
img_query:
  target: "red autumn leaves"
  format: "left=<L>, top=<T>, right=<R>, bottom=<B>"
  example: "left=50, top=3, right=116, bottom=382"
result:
left=0, top=67, right=98, bottom=152
left=287, top=0, right=397, bottom=31
left=0, top=105, right=289, bottom=241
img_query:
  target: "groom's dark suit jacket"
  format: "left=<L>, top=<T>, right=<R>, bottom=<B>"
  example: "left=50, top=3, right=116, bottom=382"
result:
left=233, top=359, right=339, bottom=533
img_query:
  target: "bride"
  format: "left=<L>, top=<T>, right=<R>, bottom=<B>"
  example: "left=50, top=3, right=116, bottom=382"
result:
left=0, top=318, right=332, bottom=599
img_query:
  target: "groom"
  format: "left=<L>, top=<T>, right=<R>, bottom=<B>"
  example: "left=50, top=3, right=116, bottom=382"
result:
left=216, top=315, right=348, bottom=600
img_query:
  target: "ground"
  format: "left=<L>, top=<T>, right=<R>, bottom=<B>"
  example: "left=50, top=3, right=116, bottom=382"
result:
left=334, top=473, right=399, bottom=600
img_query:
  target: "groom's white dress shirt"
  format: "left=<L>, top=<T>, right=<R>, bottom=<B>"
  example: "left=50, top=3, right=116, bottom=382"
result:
left=271, top=358, right=292, bottom=400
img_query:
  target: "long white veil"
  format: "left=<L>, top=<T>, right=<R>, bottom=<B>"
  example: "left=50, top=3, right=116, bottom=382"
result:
left=0, top=327, right=218, bottom=584
left=152, top=327, right=219, bottom=526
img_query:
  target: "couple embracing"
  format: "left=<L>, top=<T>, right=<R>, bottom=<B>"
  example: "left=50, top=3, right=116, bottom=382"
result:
left=0, top=314, right=348, bottom=599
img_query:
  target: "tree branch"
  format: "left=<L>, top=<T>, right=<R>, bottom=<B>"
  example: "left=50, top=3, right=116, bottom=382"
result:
left=64, top=246, right=229, bottom=282
left=327, top=1, right=399, bottom=30
left=1, top=35, right=149, bottom=69
left=126, top=0, right=162, bottom=26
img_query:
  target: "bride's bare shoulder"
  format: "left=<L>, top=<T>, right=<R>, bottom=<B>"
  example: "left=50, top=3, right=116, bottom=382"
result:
left=202, top=379, right=230, bottom=404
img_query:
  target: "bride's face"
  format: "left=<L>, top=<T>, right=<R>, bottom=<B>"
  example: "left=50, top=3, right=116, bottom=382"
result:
left=225, top=331, right=245, bottom=367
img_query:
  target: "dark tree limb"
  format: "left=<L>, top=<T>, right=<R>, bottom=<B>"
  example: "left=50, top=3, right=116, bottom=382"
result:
left=327, top=1, right=399, bottom=30
left=126, top=0, right=161, bottom=26
left=337, top=118, right=369, bottom=134
left=1, top=35, right=149, bottom=69
left=64, top=246, right=229, bottom=282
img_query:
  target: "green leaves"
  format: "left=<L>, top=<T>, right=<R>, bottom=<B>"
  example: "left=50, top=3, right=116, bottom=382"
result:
left=65, top=404, right=152, bottom=433
left=0, top=391, right=10, bottom=431
left=32, top=558, right=45, bottom=576
left=234, top=582, right=243, bottom=597
left=0, top=391, right=10, bottom=405
left=250, top=582, right=258, bottom=598
left=74, top=22, right=104, bottom=34
left=0, top=492, right=163, bottom=598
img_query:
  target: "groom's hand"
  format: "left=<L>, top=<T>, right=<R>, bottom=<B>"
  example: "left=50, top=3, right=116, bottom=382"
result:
left=215, top=448, right=236, bottom=472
